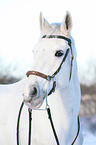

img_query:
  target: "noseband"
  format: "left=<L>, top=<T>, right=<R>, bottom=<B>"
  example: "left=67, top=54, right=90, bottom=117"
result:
left=17, top=35, right=80, bottom=145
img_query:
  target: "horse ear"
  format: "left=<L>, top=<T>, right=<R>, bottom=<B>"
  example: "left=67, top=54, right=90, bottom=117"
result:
left=60, top=11, right=72, bottom=37
left=40, top=12, right=51, bottom=33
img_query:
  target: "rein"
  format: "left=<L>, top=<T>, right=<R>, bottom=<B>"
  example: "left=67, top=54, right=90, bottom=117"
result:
left=17, top=101, right=32, bottom=145
left=17, top=102, right=80, bottom=145
left=17, top=35, right=80, bottom=145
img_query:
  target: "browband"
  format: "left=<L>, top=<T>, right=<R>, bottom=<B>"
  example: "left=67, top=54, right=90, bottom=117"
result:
left=42, top=35, right=71, bottom=46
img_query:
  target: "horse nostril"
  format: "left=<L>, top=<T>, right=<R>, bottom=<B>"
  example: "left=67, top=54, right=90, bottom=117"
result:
left=30, top=87, right=38, bottom=97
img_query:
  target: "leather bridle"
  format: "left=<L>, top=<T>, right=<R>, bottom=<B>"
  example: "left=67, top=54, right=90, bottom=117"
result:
left=17, top=35, right=80, bottom=145
left=26, top=35, right=74, bottom=96
left=26, top=35, right=73, bottom=81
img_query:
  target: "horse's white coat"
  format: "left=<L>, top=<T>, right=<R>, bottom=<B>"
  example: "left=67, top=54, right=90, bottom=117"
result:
left=0, top=12, right=83, bottom=145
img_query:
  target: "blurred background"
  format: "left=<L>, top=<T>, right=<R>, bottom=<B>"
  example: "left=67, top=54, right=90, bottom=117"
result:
left=0, top=0, right=96, bottom=144
left=0, top=0, right=96, bottom=115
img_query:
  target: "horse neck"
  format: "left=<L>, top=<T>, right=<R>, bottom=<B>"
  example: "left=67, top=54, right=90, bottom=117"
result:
left=55, top=56, right=81, bottom=116
left=48, top=73, right=80, bottom=144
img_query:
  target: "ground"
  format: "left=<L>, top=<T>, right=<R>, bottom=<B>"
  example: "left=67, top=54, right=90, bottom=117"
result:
left=80, top=84, right=96, bottom=116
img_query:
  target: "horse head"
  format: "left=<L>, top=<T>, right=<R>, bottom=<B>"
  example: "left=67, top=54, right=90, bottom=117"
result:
left=23, top=12, right=74, bottom=109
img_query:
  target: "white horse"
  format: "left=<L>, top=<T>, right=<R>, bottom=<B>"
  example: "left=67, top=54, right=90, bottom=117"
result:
left=0, top=12, right=83, bottom=145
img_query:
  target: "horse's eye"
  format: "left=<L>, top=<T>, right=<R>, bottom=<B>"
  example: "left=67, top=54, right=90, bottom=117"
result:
left=55, top=50, right=64, bottom=57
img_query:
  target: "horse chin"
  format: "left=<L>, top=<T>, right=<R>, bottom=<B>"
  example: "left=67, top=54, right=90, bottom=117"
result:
left=24, top=100, right=44, bottom=109
left=23, top=94, right=45, bottom=109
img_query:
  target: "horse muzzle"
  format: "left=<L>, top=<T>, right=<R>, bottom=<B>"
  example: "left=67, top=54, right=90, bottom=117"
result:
left=23, top=81, right=47, bottom=109
left=23, top=71, right=56, bottom=109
